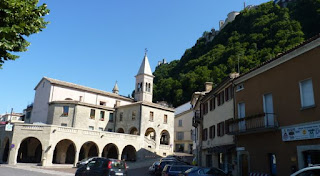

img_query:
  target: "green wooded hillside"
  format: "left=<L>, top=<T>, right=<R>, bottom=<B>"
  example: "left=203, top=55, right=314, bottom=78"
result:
left=153, top=0, right=320, bottom=107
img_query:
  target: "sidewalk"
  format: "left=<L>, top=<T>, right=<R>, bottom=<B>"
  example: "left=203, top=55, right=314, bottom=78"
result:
left=1, top=163, right=74, bottom=176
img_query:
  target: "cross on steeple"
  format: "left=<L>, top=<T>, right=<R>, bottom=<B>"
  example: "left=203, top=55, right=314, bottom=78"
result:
left=145, top=48, right=148, bottom=56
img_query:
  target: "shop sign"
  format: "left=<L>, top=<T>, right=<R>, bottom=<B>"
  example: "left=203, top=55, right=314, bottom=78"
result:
left=5, top=123, right=13, bottom=131
left=282, top=123, right=320, bottom=141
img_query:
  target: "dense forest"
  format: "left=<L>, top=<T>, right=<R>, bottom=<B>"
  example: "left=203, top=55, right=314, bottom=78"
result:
left=152, top=0, right=320, bottom=107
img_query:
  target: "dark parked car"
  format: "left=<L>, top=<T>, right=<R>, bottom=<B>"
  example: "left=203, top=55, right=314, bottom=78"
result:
left=75, top=157, right=127, bottom=176
left=155, top=160, right=187, bottom=176
left=76, top=157, right=100, bottom=168
left=179, top=167, right=227, bottom=176
left=162, top=165, right=195, bottom=176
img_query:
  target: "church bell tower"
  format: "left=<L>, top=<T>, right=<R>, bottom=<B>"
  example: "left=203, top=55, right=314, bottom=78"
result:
left=134, top=50, right=154, bottom=102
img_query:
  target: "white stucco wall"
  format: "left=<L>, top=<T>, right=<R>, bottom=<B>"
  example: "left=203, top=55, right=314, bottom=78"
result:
left=31, top=79, right=52, bottom=123
left=50, top=86, right=132, bottom=107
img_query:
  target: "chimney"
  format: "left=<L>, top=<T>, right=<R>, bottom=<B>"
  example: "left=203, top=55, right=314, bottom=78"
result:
left=229, top=72, right=240, bottom=79
left=204, top=82, right=213, bottom=92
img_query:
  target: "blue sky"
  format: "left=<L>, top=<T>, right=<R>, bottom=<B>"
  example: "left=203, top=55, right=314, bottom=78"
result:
left=0, top=0, right=270, bottom=114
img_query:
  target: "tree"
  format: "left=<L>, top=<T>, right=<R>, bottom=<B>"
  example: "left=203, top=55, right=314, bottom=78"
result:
left=0, top=0, right=49, bottom=68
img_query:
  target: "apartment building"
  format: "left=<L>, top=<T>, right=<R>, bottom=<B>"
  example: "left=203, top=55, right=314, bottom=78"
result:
left=228, top=35, right=320, bottom=175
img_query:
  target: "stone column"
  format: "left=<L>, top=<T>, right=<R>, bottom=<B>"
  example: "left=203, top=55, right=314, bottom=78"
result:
left=74, top=150, right=80, bottom=167
left=118, top=154, right=122, bottom=160
left=8, top=147, right=17, bottom=165
left=42, top=145, right=54, bottom=166
left=0, top=146, right=4, bottom=163
left=98, top=152, right=102, bottom=157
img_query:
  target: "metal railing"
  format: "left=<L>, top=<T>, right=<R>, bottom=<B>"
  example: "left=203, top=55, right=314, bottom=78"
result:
left=227, top=113, right=278, bottom=135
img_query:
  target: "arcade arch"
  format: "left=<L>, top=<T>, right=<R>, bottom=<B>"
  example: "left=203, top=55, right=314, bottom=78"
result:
left=79, top=141, right=99, bottom=161
left=52, top=139, right=76, bottom=164
left=102, top=143, right=118, bottom=159
left=2, top=137, right=9, bottom=163
left=160, top=130, right=170, bottom=145
left=121, top=145, right=136, bottom=161
left=117, top=128, right=124, bottom=133
left=145, top=127, right=156, bottom=141
left=129, top=127, right=139, bottom=135
left=17, top=137, right=42, bottom=163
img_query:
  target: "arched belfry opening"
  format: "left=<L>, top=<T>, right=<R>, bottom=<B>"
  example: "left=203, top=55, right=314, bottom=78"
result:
left=52, top=139, right=76, bottom=164
left=102, top=143, right=118, bottom=159
left=17, top=137, right=42, bottom=163
left=79, top=141, right=98, bottom=161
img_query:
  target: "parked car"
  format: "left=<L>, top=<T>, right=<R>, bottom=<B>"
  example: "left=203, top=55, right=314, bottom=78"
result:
left=163, top=165, right=194, bottom=176
left=76, top=157, right=100, bottom=168
left=149, top=161, right=160, bottom=174
left=162, top=165, right=173, bottom=176
left=290, top=165, right=320, bottom=176
left=75, top=157, right=127, bottom=176
left=155, top=160, right=187, bottom=176
left=179, top=167, right=227, bottom=176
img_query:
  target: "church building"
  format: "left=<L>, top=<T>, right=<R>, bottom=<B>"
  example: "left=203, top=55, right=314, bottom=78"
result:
left=0, top=53, right=174, bottom=166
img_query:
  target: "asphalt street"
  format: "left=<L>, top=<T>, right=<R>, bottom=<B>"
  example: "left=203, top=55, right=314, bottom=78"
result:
left=0, top=165, right=151, bottom=176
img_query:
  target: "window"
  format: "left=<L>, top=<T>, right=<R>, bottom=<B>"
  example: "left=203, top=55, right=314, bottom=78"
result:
left=148, top=83, right=151, bottom=92
left=98, top=127, right=103, bottom=131
left=202, top=102, right=209, bottom=115
left=209, top=125, right=215, bottom=139
left=178, top=119, right=182, bottom=127
left=236, top=83, right=244, bottom=92
left=210, top=97, right=215, bottom=111
left=225, top=86, right=233, bottom=101
left=100, top=111, right=105, bottom=121
left=238, top=102, right=246, bottom=130
left=164, top=114, right=168, bottom=124
left=177, top=132, right=184, bottom=140
left=202, top=128, right=208, bottom=141
left=217, top=122, right=225, bottom=137
left=217, top=91, right=225, bottom=106
left=79, top=96, right=83, bottom=102
left=61, top=123, right=67, bottom=127
left=299, top=79, right=315, bottom=108
left=109, top=113, right=114, bottom=122
left=99, top=101, right=106, bottom=106
left=62, top=106, right=69, bottom=116
left=149, top=111, right=154, bottom=121
left=89, top=126, right=94, bottom=130
left=120, top=112, right=123, bottom=121
left=90, top=109, right=95, bottom=119
left=132, top=111, right=136, bottom=120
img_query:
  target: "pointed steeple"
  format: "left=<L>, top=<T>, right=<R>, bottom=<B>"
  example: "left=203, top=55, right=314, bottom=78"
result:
left=112, top=81, right=119, bottom=94
left=137, top=49, right=153, bottom=76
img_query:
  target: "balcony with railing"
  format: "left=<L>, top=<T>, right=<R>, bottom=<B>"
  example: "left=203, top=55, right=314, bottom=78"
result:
left=192, top=110, right=201, bottom=127
left=227, top=113, right=278, bottom=135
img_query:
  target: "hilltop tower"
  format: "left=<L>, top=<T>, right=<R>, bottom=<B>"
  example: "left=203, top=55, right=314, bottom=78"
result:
left=134, top=52, right=154, bottom=102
